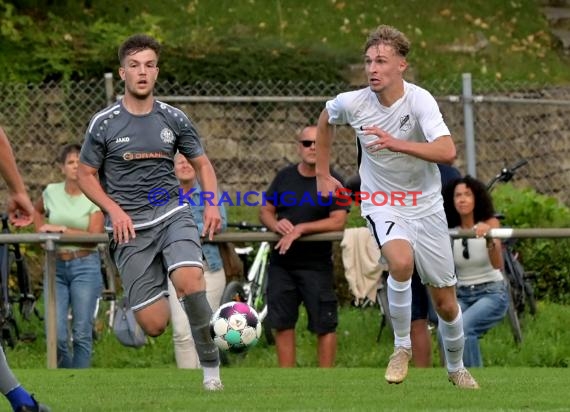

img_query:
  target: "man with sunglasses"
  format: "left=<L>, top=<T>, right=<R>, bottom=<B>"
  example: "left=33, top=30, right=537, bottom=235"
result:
left=260, top=125, right=349, bottom=367
left=316, top=25, right=479, bottom=388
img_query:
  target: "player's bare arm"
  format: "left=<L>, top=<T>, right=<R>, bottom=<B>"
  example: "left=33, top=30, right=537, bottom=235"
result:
left=315, top=109, right=343, bottom=196
left=77, top=162, right=135, bottom=244
left=362, top=126, right=456, bottom=164
left=188, top=154, right=221, bottom=240
left=0, top=127, right=34, bottom=227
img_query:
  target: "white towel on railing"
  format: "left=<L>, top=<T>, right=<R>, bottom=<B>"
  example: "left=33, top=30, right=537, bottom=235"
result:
left=340, top=227, right=386, bottom=305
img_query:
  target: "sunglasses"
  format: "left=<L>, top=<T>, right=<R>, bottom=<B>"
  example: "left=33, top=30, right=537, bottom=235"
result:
left=462, top=238, right=470, bottom=260
left=300, top=140, right=316, bottom=148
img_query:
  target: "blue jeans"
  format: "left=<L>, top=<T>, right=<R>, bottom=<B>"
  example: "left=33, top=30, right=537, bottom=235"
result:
left=50, top=252, right=102, bottom=368
left=457, top=280, right=509, bottom=367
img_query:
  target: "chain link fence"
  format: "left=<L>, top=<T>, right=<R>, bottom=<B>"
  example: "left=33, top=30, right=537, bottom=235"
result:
left=1, top=76, right=569, bottom=206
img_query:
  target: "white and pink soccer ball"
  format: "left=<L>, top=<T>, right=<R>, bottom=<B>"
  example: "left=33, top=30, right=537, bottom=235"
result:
left=210, top=301, right=262, bottom=353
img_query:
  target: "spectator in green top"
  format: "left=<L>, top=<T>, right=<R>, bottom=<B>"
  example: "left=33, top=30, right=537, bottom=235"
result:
left=34, top=143, right=104, bottom=368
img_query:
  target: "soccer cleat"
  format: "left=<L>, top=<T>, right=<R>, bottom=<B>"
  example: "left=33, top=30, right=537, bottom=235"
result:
left=15, top=396, right=51, bottom=412
left=385, top=346, right=412, bottom=384
left=448, top=368, right=480, bottom=389
left=203, top=378, right=224, bottom=391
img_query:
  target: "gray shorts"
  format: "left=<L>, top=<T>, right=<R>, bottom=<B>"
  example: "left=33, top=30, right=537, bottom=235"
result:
left=109, top=208, right=203, bottom=311
left=365, top=209, right=456, bottom=287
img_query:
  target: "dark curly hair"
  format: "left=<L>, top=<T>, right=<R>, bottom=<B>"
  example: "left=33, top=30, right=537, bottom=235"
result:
left=442, top=175, right=496, bottom=228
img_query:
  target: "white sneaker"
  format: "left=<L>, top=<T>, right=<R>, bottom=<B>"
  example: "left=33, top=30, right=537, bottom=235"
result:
left=203, top=378, right=224, bottom=391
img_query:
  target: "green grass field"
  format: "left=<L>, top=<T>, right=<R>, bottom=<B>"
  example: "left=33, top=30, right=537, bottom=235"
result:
left=15, top=367, right=570, bottom=411
left=6, top=303, right=570, bottom=410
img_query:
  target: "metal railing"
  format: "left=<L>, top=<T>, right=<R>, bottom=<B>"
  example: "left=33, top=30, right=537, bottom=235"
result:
left=1, top=227, right=570, bottom=368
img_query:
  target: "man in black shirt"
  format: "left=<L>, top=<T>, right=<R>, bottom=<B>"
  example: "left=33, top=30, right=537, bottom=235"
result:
left=260, top=125, right=349, bottom=367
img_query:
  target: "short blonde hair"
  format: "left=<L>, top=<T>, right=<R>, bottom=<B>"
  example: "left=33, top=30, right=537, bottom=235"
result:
left=363, top=25, right=410, bottom=57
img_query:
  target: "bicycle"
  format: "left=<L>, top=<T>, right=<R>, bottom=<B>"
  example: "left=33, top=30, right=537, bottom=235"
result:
left=0, top=214, right=42, bottom=348
left=220, top=221, right=274, bottom=345
left=92, top=245, right=118, bottom=339
left=487, top=159, right=537, bottom=344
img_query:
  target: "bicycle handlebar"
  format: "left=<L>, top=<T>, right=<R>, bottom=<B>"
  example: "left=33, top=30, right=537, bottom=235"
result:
left=486, top=159, right=528, bottom=191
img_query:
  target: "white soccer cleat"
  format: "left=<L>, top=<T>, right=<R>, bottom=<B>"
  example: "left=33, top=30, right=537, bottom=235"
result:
left=203, top=378, right=224, bottom=391
left=448, top=368, right=480, bottom=389
left=385, top=346, right=412, bottom=384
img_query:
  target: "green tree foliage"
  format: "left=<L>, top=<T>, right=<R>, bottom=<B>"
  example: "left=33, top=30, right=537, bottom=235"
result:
left=3, top=0, right=570, bottom=84
left=492, top=184, right=570, bottom=303
left=0, top=0, right=347, bottom=83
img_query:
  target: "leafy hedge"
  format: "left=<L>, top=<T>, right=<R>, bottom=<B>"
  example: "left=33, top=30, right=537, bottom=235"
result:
left=492, top=184, right=570, bottom=304
left=0, top=1, right=348, bottom=83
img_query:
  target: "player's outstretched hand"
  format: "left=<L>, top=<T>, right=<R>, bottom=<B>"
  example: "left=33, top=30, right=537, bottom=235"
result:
left=362, top=126, right=402, bottom=153
left=7, top=192, right=34, bottom=227
left=202, top=205, right=221, bottom=241
left=316, top=174, right=343, bottom=199
left=109, top=206, right=135, bottom=244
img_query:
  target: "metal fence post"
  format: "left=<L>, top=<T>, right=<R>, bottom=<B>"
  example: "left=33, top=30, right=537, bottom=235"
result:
left=104, top=72, right=114, bottom=106
left=462, top=73, right=476, bottom=177
left=44, top=238, right=57, bottom=369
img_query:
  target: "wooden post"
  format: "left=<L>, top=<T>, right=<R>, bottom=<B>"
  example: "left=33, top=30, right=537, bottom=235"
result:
left=44, top=239, right=57, bottom=369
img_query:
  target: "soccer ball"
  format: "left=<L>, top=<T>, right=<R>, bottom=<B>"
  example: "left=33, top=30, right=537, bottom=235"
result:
left=210, top=301, right=262, bottom=353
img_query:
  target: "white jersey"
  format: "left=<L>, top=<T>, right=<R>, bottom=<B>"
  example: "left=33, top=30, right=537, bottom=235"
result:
left=326, top=81, right=449, bottom=219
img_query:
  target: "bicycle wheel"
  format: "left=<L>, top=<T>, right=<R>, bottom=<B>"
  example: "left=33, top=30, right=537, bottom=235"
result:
left=524, top=279, right=538, bottom=316
left=376, top=271, right=392, bottom=341
left=503, top=252, right=525, bottom=314
left=507, top=301, right=522, bottom=345
left=506, top=286, right=523, bottom=345
left=220, top=281, right=247, bottom=304
left=260, top=308, right=274, bottom=346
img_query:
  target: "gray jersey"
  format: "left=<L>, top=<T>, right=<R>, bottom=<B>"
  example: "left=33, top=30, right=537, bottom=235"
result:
left=80, top=100, right=204, bottom=230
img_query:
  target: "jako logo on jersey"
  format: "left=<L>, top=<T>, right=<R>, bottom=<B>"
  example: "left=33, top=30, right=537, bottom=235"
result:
left=160, top=128, right=174, bottom=144
left=115, top=136, right=130, bottom=143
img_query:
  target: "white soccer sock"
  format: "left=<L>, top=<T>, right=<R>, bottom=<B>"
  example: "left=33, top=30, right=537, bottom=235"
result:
left=203, top=365, right=221, bottom=382
left=387, top=275, right=412, bottom=349
left=438, top=305, right=465, bottom=372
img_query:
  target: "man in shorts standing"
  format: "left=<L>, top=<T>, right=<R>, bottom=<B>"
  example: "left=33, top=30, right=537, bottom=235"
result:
left=260, top=125, right=349, bottom=367
left=77, top=34, right=223, bottom=390
left=315, top=25, right=478, bottom=388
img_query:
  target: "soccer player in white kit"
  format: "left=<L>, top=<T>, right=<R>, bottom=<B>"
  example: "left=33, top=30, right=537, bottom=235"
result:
left=315, top=25, right=479, bottom=389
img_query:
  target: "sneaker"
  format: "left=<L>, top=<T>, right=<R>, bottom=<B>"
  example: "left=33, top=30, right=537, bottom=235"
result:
left=448, top=368, right=480, bottom=389
left=203, top=378, right=224, bottom=391
left=385, top=346, right=412, bottom=384
left=16, top=396, right=51, bottom=412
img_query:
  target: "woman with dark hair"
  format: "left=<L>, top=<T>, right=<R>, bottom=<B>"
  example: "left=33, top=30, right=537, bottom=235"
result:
left=34, top=143, right=104, bottom=368
left=442, top=175, right=509, bottom=367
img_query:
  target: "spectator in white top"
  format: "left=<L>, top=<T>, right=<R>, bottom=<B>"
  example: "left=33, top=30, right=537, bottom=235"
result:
left=443, top=175, right=508, bottom=367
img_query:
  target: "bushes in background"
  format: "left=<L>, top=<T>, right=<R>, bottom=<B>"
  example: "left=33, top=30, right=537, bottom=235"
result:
left=492, top=184, right=570, bottom=304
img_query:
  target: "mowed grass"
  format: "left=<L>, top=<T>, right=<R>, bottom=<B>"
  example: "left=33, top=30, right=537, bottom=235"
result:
left=7, top=303, right=570, bottom=410
left=15, top=367, right=570, bottom=411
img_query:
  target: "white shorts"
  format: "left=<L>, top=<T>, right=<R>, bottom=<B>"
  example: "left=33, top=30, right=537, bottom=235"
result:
left=365, top=210, right=456, bottom=287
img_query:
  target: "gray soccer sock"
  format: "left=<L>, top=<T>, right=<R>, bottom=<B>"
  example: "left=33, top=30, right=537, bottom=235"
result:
left=0, top=343, right=20, bottom=395
left=181, top=291, right=220, bottom=368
